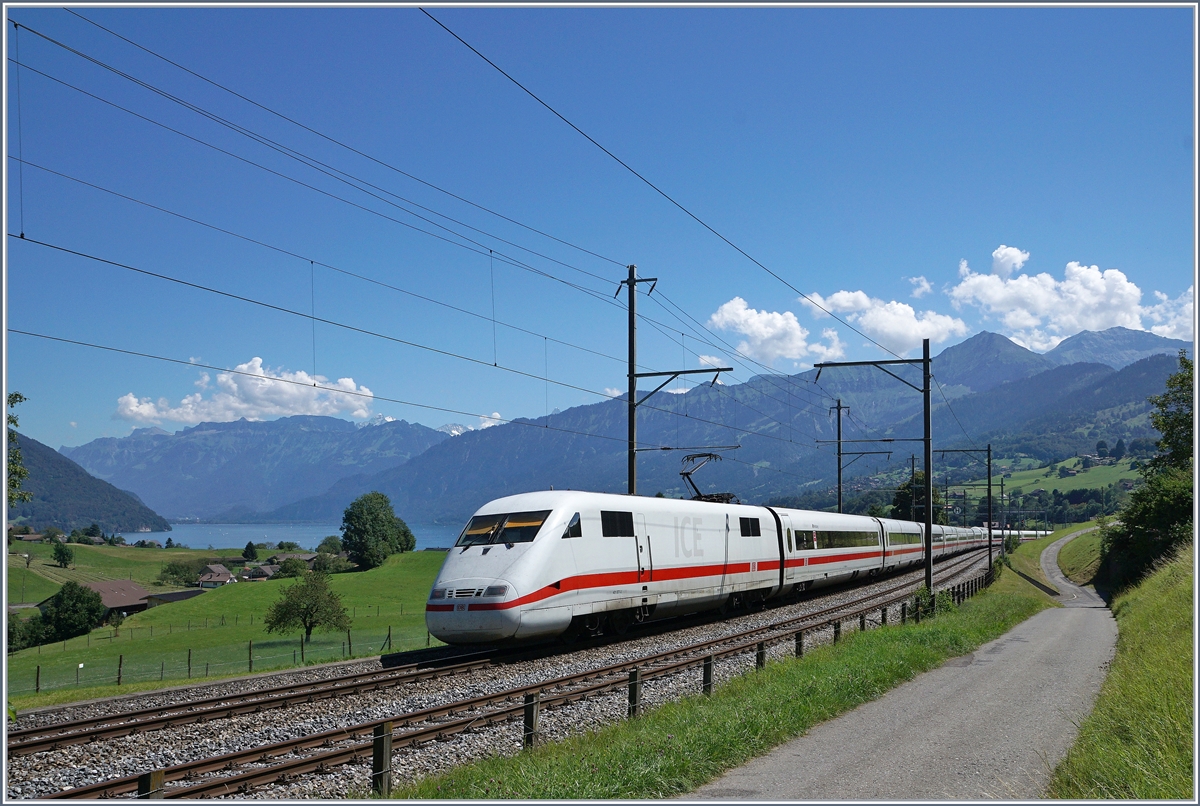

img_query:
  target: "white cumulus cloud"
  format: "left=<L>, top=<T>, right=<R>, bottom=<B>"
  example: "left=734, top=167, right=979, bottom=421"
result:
left=991, top=244, right=1031, bottom=278
left=708, top=297, right=844, bottom=365
left=478, top=412, right=503, bottom=429
left=947, top=255, right=1172, bottom=350
left=801, top=292, right=968, bottom=356
left=115, top=357, right=373, bottom=425
left=906, top=276, right=932, bottom=298
left=603, top=387, right=623, bottom=398
left=1144, top=286, right=1195, bottom=341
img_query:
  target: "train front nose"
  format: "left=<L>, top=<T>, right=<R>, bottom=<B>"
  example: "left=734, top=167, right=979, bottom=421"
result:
left=425, top=578, right=520, bottom=644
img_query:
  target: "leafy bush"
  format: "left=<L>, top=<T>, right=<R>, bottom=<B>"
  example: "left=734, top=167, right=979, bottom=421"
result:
left=275, top=557, right=310, bottom=578
left=40, top=582, right=105, bottom=642
left=313, top=552, right=353, bottom=574
left=317, top=535, right=342, bottom=555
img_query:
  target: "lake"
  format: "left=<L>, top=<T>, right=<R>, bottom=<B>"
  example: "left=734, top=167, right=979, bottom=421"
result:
left=159, top=521, right=464, bottom=551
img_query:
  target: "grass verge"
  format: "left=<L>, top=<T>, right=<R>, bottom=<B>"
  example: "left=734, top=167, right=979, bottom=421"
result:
left=7, top=551, right=446, bottom=710
left=1047, top=543, right=1193, bottom=799
left=393, top=568, right=1054, bottom=799
left=1055, top=529, right=1103, bottom=585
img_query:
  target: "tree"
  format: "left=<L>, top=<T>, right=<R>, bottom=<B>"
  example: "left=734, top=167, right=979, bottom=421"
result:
left=394, top=516, right=416, bottom=553
left=317, top=535, right=342, bottom=555
left=83, top=523, right=102, bottom=538
left=242, top=541, right=259, bottom=561
left=890, top=472, right=947, bottom=525
left=275, top=557, right=310, bottom=578
left=276, top=541, right=303, bottom=552
left=1101, top=352, right=1194, bottom=586
left=263, top=571, right=351, bottom=643
left=313, top=552, right=353, bottom=574
left=6, top=392, right=32, bottom=504
left=340, top=491, right=409, bottom=569
left=165, top=537, right=175, bottom=549
left=52, top=541, right=74, bottom=569
left=1111, top=438, right=1126, bottom=461
left=41, top=582, right=105, bottom=642
left=1146, top=350, right=1193, bottom=476
left=1095, top=440, right=1108, bottom=458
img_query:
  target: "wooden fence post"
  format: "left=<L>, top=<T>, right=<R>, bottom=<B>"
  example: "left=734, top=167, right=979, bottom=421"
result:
left=627, top=667, right=642, bottom=718
left=833, top=621, right=841, bottom=643
left=136, top=770, right=164, bottom=799
left=249, top=640, right=253, bottom=673
left=385, top=625, right=392, bottom=652
left=36, top=665, right=40, bottom=693
left=881, top=606, right=888, bottom=626
left=372, top=722, right=393, bottom=797
left=523, top=692, right=540, bottom=749
left=755, top=641, right=766, bottom=669
left=859, top=611, right=867, bottom=632
left=901, top=602, right=907, bottom=624
left=117, top=654, right=123, bottom=686
left=187, top=649, right=191, bottom=679
left=702, top=654, right=714, bottom=694
left=347, top=630, right=352, bottom=656
left=795, top=631, right=804, bottom=658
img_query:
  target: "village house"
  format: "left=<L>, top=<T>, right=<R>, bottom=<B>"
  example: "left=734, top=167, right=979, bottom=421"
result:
left=198, top=564, right=236, bottom=588
left=245, top=564, right=280, bottom=581
left=144, top=589, right=207, bottom=608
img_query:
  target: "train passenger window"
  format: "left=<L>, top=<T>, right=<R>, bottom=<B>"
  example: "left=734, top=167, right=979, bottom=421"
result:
left=739, top=517, right=761, bottom=537
left=600, top=511, right=635, bottom=537
left=496, top=511, right=552, bottom=544
left=888, top=532, right=922, bottom=545
left=814, top=530, right=880, bottom=549
left=455, top=511, right=551, bottom=546
left=562, top=512, right=583, bottom=539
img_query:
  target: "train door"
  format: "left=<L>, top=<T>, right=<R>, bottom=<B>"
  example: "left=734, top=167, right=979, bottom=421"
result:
left=635, top=513, right=652, bottom=583
left=779, top=512, right=796, bottom=583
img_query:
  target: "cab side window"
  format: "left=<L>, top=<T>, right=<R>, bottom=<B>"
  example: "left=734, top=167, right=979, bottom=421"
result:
left=600, top=510, right=634, bottom=537
left=562, top=512, right=583, bottom=539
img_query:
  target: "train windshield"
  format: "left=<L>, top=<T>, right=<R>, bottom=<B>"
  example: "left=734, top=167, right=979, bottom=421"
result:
left=455, top=511, right=552, bottom=547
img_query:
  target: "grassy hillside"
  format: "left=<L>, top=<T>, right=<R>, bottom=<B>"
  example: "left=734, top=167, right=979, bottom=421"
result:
left=7, top=550, right=447, bottom=709
left=6, top=560, right=62, bottom=605
left=1056, top=529, right=1103, bottom=585
left=968, top=459, right=1139, bottom=495
left=6, top=541, right=244, bottom=593
left=1047, top=544, right=1193, bottom=798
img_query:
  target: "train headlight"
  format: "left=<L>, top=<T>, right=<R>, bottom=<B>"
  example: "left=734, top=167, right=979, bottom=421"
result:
left=483, top=585, right=508, bottom=597
left=430, top=588, right=446, bottom=599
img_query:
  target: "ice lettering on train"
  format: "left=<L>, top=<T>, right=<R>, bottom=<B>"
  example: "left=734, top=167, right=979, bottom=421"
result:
left=673, top=517, right=704, bottom=558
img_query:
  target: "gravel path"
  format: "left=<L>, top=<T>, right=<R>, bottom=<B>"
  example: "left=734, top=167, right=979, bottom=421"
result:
left=8, top=556, right=989, bottom=800
left=686, top=540, right=1114, bottom=800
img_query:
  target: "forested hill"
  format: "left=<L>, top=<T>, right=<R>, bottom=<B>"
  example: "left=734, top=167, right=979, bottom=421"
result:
left=7, top=433, right=171, bottom=533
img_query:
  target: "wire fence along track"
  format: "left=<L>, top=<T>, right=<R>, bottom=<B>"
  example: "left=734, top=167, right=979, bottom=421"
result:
left=40, top=549, right=992, bottom=799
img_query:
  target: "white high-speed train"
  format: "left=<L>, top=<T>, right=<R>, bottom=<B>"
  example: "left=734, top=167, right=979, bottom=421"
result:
left=425, top=490, right=990, bottom=644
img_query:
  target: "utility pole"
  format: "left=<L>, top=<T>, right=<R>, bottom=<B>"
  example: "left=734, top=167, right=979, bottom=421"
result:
left=621, top=266, right=730, bottom=495
left=831, top=399, right=848, bottom=513
left=999, top=476, right=1006, bottom=556
left=988, top=444, right=993, bottom=565
left=814, top=338, right=934, bottom=590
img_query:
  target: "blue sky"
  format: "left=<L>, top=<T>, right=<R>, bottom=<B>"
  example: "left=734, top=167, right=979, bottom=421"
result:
left=4, top=6, right=1195, bottom=451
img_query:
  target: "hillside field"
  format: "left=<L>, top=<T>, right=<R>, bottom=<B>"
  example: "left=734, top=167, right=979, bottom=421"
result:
left=7, top=550, right=447, bottom=708
left=968, top=459, right=1139, bottom=495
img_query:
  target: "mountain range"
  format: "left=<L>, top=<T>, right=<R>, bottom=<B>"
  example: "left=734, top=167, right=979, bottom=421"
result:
left=56, top=327, right=1189, bottom=525
left=8, top=433, right=172, bottom=533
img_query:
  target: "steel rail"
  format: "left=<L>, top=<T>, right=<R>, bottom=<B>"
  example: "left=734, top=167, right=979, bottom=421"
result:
left=44, top=549, right=990, bottom=799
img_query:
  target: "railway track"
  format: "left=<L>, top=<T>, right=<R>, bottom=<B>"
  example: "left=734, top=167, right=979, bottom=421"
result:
left=41, top=550, right=991, bottom=799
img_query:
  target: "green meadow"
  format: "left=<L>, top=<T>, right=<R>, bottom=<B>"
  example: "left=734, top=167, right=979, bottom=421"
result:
left=7, top=550, right=447, bottom=709
left=968, top=459, right=1139, bottom=495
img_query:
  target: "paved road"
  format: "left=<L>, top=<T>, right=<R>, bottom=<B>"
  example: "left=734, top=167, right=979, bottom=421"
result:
left=685, top=531, right=1115, bottom=800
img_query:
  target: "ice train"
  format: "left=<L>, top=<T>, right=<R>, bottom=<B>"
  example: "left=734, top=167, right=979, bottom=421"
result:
left=425, top=490, right=991, bottom=645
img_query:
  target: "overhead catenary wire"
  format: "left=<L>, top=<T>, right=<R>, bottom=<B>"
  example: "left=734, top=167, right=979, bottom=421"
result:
left=9, top=234, right=816, bottom=450
left=420, top=8, right=907, bottom=362
left=11, top=27, right=847, bottom=433
left=13, top=154, right=830, bottom=452
left=8, top=156, right=631, bottom=370
left=11, top=20, right=623, bottom=290
left=14, top=18, right=884, bottom=467
left=63, top=8, right=631, bottom=270
left=7, top=330, right=820, bottom=483
left=6, top=58, right=624, bottom=311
